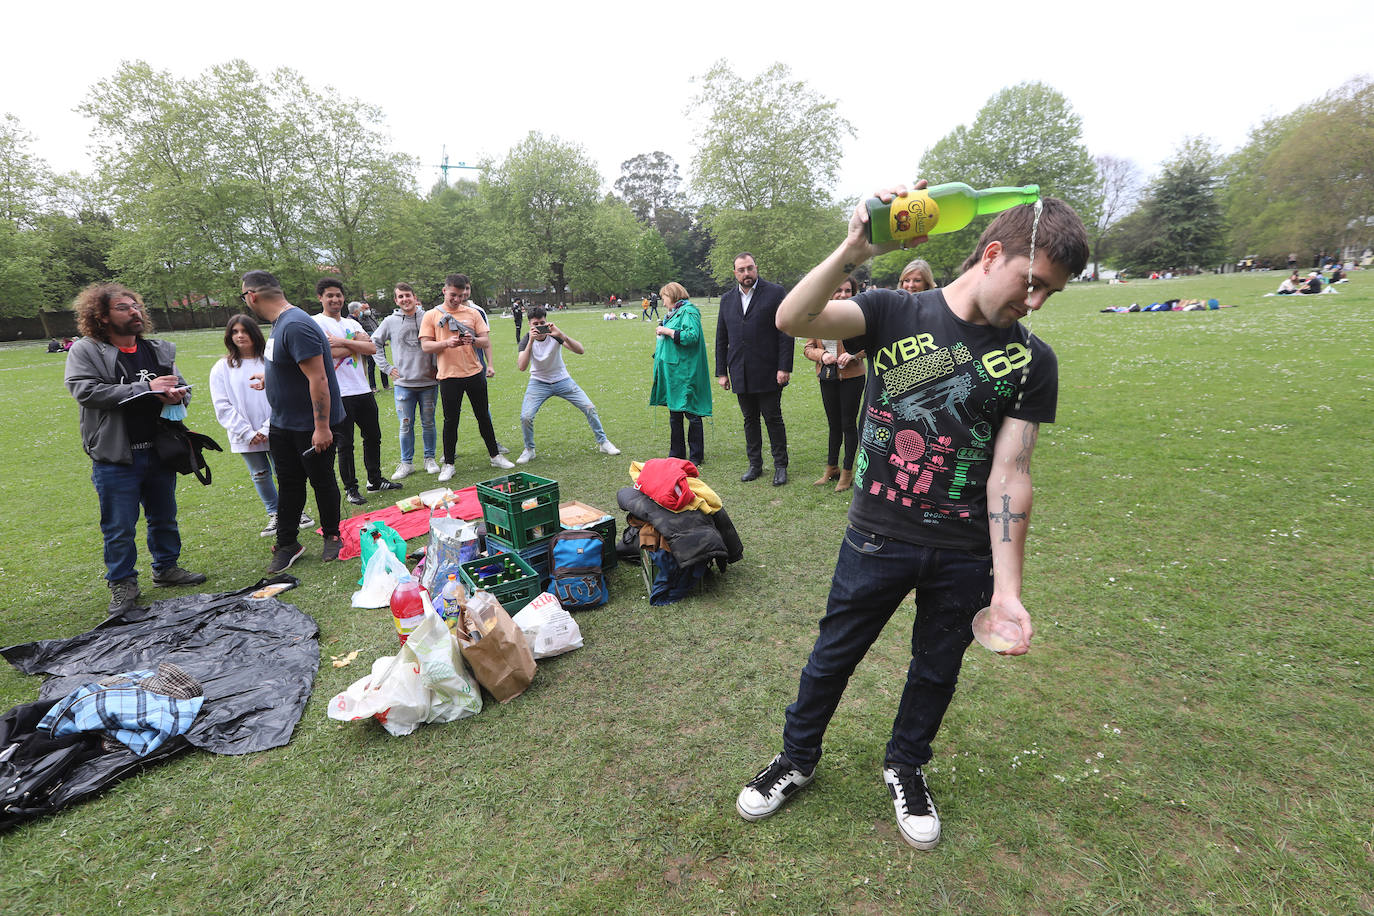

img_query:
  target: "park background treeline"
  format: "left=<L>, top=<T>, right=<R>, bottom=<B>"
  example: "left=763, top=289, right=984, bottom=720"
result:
left=1, top=60, right=1370, bottom=328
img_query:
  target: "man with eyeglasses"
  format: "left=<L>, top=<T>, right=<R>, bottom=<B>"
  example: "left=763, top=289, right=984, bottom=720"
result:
left=240, top=270, right=347, bottom=571
left=65, top=283, right=207, bottom=614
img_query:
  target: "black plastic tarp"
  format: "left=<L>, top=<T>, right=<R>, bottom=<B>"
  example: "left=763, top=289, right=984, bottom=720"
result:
left=0, top=577, right=318, bottom=831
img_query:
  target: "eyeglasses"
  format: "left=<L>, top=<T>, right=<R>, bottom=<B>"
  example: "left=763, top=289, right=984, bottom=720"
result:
left=237, top=291, right=251, bottom=304
left=110, top=303, right=142, bottom=313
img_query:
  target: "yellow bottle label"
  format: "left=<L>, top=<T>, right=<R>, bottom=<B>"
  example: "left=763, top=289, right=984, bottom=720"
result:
left=888, top=191, right=941, bottom=240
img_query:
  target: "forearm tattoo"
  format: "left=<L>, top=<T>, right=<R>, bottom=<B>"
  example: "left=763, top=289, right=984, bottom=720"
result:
left=842, top=262, right=856, bottom=274
left=313, top=397, right=329, bottom=424
left=1015, top=422, right=1038, bottom=475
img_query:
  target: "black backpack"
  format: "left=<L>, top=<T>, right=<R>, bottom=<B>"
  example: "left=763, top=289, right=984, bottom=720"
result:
left=547, top=530, right=608, bottom=609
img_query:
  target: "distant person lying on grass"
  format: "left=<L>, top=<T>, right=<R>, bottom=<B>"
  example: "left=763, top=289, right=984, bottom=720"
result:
left=736, top=184, right=1088, bottom=852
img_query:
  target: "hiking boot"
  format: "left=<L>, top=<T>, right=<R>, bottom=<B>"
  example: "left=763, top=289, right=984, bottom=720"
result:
left=392, top=462, right=414, bottom=480
left=437, top=463, right=455, bottom=482
left=367, top=479, right=403, bottom=493
left=490, top=454, right=515, bottom=469
left=597, top=440, right=621, bottom=456
left=260, top=513, right=278, bottom=538
left=736, top=753, right=814, bottom=822
left=516, top=448, right=536, bottom=465
left=345, top=488, right=366, bottom=506
left=152, top=566, right=208, bottom=587
left=322, top=535, right=343, bottom=562
left=108, top=577, right=140, bottom=614
left=423, top=457, right=440, bottom=474
left=267, top=542, right=305, bottom=574
left=883, top=765, right=941, bottom=850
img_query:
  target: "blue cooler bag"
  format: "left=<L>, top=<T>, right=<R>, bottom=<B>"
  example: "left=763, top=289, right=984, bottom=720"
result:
left=547, top=530, right=608, bottom=609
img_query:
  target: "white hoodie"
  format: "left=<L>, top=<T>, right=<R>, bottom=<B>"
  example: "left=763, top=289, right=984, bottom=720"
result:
left=209, top=356, right=271, bottom=453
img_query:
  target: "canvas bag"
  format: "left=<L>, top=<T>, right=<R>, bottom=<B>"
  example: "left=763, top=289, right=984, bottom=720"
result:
left=547, top=529, right=608, bottom=609
left=454, top=593, right=536, bottom=703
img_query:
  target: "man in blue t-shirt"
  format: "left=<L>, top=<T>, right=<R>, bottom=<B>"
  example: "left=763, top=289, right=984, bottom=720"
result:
left=240, top=270, right=347, bottom=572
left=736, top=184, right=1088, bottom=852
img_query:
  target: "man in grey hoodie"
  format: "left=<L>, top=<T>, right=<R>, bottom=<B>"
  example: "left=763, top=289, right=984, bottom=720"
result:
left=371, top=282, right=440, bottom=479
left=64, top=282, right=207, bottom=614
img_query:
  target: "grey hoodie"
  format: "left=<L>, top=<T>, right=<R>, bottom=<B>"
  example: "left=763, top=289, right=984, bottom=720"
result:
left=371, top=307, right=438, bottom=389
left=64, top=336, right=188, bottom=464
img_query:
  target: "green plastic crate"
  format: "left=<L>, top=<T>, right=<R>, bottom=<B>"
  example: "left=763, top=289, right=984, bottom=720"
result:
left=475, top=472, right=560, bottom=549
left=458, top=551, right=541, bottom=614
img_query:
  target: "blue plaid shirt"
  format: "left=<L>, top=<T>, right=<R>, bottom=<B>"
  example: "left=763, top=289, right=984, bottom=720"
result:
left=37, top=670, right=205, bottom=756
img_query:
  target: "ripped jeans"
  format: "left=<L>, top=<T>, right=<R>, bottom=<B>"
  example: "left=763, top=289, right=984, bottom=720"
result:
left=393, top=384, right=437, bottom=465
left=520, top=376, right=607, bottom=451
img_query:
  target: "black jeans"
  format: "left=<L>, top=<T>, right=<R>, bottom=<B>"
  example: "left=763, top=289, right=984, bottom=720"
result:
left=439, top=372, right=500, bottom=463
left=782, top=527, right=993, bottom=773
left=364, top=355, right=389, bottom=390
left=335, top=391, right=384, bottom=491
left=819, top=376, right=864, bottom=469
left=736, top=390, right=787, bottom=470
left=668, top=411, right=704, bottom=464
left=268, top=425, right=342, bottom=546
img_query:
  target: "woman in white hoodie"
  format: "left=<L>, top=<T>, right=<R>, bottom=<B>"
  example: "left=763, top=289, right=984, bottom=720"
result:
left=209, top=314, right=312, bottom=537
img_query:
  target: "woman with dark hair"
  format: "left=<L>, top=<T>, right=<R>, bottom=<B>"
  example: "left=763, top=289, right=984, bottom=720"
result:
left=650, top=282, right=711, bottom=464
left=803, top=277, right=866, bottom=491
left=209, top=314, right=311, bottom=537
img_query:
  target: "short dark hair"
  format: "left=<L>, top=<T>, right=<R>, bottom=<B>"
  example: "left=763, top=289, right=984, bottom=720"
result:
left=960, top=198, right=1089, bottom=277
left=394, top=282, right=414, bottom=295
left=241, top=270, right=283, bottom=298
left=224, top=313, right=266, bottom=367
left=733, top=252, right=755, bottom=266
left=528, top=306, right=548, bottom=320
left=315, top=277, right=344, bottom=296
left=445, top=273, right=470, bottom=289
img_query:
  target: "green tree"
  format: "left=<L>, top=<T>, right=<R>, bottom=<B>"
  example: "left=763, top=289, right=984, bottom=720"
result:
left=915, top=82, right=1098, bottom=279
left=1088, top=154, right=1142, bottom=277
left=1108, top=138, right=1227, bottom=273
left=0, top=113, right=51, bottom=228
left=614, top=151, right=683, bottom=226
left=566, top=196, right=642, bottom=299
left=688, top=61, right=854, bottom=285
left=630, top=226, right=675, bottom=293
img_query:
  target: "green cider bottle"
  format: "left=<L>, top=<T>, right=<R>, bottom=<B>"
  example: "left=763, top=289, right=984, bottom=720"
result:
left=865, top=182, right=1040, bottom=244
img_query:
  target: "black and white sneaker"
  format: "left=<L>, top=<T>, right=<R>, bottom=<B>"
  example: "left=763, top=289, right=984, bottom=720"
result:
left=736, top=753, right=814, bottom=821
left=345, top=488, right=366, bottom=506
left=367, top=479, right=403, bottom=493
left=267, top=542, right=306, bottom=574
left=883, top=765, right=941, bottom=850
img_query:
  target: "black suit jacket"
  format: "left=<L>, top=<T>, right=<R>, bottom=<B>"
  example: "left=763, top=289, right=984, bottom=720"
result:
left=713, top=278, right=794, bottom=394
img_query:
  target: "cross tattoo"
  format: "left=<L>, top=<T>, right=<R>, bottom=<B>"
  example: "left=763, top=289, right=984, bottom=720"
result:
left=989, top=494, right=1026, bottom=542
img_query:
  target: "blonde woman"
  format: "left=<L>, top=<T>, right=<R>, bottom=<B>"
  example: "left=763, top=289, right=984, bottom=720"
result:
left=899, top=258, right=936, bottom=293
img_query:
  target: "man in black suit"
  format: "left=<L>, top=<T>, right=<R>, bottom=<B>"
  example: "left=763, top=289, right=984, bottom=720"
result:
left=715, top=252, right=794, bottom=485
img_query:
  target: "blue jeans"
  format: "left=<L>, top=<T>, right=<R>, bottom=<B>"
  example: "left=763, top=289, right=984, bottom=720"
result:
left=91, top=449, right=181, bottom=582
left=520, top=376, right=607, bottom=451
left=782, top=526, right=993, bottom=773
left=393, top=384, right=437, bottom=464
left=241, top=450, right=278, bottom=516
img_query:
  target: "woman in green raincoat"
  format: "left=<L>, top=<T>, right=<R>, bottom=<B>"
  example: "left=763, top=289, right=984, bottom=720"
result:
left=649, top=282, right=711, bottom=464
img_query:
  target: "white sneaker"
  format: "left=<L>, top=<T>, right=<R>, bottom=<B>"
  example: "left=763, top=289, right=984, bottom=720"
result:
left=497, top=443, right=510, bottom=455
left=736, top=754, right=814, bottom=821
left=392, top=462, right=413, bottom=480
left=423, top=457, right=440, bottom=474
left=437, top=463, right=455, bottom=482
left=597, top=440, right=621, bottom=456
left=259, top=514, right=277, bottom=538
left=883, top=766, right=940, bottom=850
left=490, top=454, right=515, bottom=470
left=516, top=448, right=536, bottom=465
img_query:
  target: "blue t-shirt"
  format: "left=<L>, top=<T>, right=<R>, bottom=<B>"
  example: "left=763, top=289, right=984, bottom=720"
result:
left=264, top=306, right=345, bottom=432
left=844, top=288, right=1058, bottom=552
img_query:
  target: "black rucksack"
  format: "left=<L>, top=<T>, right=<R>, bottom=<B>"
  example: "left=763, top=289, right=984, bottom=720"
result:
left=547, top=529, right=608, bottom=609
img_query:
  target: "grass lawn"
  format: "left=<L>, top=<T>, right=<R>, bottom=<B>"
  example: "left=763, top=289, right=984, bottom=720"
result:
left=1, top=273, right=1371, bottom=914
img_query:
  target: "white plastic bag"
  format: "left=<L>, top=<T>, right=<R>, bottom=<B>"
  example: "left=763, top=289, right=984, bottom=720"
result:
left=351, top=541, right=411, bottom=608
left=327, top=603, right=482, bottom=735
left=511, top=592, right=584, bottom=659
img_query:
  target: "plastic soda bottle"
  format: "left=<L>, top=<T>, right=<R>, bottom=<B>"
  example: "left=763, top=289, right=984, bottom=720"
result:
left=389, top=575, right=427, bottom=644
left=865, top=182, right=1040, bottom=244
left=439, top=574, right=465, bottom=624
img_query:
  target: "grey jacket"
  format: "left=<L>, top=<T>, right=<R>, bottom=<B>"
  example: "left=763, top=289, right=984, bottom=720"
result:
left=371, top=308, right=438, bottom=388
left=64, top=336, right=188, bottom=464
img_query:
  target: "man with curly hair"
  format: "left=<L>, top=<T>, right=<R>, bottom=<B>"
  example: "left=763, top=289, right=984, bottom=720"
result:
left=64, top=283, right=206, bottom=614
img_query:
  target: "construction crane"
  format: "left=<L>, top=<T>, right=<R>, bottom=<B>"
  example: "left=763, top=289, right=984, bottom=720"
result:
left=433, top=145, right=482, bottom=183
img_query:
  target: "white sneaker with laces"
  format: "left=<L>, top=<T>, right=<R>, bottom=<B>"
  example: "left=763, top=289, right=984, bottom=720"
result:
left=392, top=462, right=413, bottom=480
left=423, top=457, right=440, bottom=474
left=490, top=454, right=515, bottom=470
left=597, top=440, right=621, bottom=456
left=736, top=754, right=814, bottom=821
left=883, top=765, right=941, bottom=850
left=437, top=463, right=455, bottom=482
left=259, top=514, right=277, bottom=538
left=516, top=448, right=536, bottom=465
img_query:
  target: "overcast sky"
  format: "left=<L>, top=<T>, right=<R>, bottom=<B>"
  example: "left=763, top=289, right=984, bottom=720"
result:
left=6, top=0, right=1370, bottom=205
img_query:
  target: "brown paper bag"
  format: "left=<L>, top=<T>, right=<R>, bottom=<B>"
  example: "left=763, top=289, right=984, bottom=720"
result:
left=455, top=593, right=536, bottom=703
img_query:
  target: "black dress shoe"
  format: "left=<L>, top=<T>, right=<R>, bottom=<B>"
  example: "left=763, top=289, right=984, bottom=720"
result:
left=740, top=466, right=762, bottom=482
left=345, top=488, right=366, bottom=506
left=772, top=467, right=788, bottom=486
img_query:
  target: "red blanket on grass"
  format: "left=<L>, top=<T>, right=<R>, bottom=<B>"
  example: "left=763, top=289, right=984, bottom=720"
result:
left=327, top=486, right=483, bottom=561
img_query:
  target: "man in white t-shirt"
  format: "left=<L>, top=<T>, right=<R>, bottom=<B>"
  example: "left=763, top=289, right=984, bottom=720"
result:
left=513, top=306, right=619, bottom=464
left=314, top=278, right=402, bottom=504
